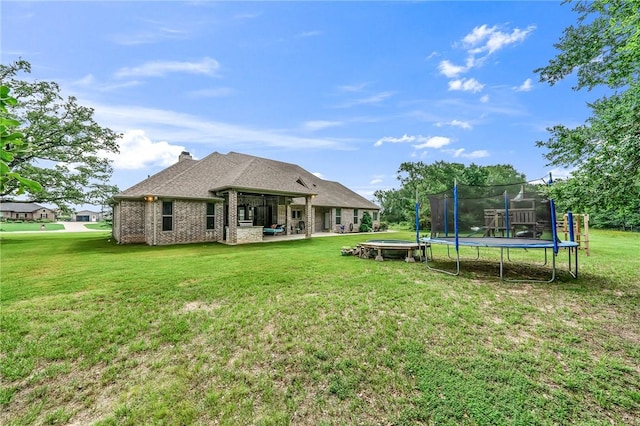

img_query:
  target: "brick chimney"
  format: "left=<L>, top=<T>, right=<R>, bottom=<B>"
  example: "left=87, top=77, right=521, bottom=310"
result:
left=178, top=151, right=193, bottom=162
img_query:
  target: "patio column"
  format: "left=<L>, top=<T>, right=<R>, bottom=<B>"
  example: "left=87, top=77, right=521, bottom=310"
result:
left=305, top=195, right=313, bottom=238
left=286, top=204, right=292, bottom=235
left=228, top=190, right=238, bottom=244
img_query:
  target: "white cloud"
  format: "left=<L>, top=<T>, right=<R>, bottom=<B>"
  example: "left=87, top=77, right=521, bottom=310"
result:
left=75, top=74, right=95, bottom=87
left=444, top=148, right=490, bottom=158
left=448, top=78, right=484, bottom=93
left=462, top=24, right=497, bottom=47
left=312, top=171, right=325, bottom=179
left=100, top=129, right=185, bottom=170
left=514, top=78, right=533, bottom=92
left=304, top=120, right=343, bottom=131
left=337, top=82, right=369, bottom=92
left=369, top=175, right=384, bottom=185
left=480, top=94, right=490, bottom=103
left=71, top=74, right=142, bottom=92
left=91, top=104, right=346, bottom=151
left=425, top=51, right=439, bottom=60
left=111, top=27, right=191, bottom=46
left=438, top=60, right=467, bottom=78
left=114, top=57, right=220, bottom=79
left=463, top=24, right=536, bottom=55
left=464, top=149, right=489, bottom=158
left=374, top=134, right=414, bottom=147
left=413, top=136, right=452, bottom=149
left=298, top=30, right=322, bottom=38
left=436, top=120, right=472, bottom=130
left=337, top=91, right=395, bottom=108
left=438, top=24, right=535, bottom=79
left=375, top=134, right=452, bottom=149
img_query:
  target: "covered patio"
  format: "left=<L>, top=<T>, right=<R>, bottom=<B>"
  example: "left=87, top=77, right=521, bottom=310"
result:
left=220, top=189, right=315, bottom=244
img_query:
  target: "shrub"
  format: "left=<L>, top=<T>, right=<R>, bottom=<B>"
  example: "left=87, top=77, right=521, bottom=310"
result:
left=359, top=211, right=373, bottom=232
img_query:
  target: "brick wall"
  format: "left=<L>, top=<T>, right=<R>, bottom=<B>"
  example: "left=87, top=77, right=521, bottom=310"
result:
left=112, top=203, right=120, bottom=241
left=116, top=199, right=223, bottom=245
left=236, top=226, right=263, bottom=244
left=227, top=191, right=237, bottom=244
left=117, top=200, right=146, bottom=243
left=156, top=199, right=221, bottom=246
left=330, top=208, right=379, bottom=233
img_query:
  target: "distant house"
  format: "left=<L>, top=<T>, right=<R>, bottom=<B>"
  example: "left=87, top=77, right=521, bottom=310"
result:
left=0, top=202, right=57, bottom=222
left=112, top=151, right=380, bottom=245
left=74, top=210, right=102, bottom=222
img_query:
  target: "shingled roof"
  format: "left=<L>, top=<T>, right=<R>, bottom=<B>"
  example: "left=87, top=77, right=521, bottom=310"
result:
left=114, top=151, right=379, bottom=210
left=0, top=202, right=49, bottom=213
left=293, top=180, right=379, bottom=210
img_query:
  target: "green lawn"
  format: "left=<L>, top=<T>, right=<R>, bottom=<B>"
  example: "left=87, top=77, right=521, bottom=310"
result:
left=1, top=230, right=639, bottom=425
left=84, top=221, right=112, bottom=230
left=0, top=222, right=65, bottom=232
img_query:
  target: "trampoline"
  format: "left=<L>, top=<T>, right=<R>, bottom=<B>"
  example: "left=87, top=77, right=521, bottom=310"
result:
left=422, top=177, right=580, bottom=282
left=358, top=240, right=421, bottom=262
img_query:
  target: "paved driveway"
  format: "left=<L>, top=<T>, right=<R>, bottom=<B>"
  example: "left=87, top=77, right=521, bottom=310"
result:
left=58, top=222, right=108, bottom=232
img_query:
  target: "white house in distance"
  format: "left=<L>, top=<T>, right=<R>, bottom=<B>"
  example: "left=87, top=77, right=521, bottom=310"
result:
left=73, top=210, right=102, bottom=222
left=0, top=202, right=57, bottom=222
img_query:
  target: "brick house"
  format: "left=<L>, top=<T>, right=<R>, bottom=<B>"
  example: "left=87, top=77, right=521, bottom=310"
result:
left=111, top=151, right=380, bottom=245
left=0, top=202, right=57, bottom=222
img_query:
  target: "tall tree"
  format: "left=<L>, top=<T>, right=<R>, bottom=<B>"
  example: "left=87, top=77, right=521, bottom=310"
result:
left=0, top=60, right=121, bottom=209
left=1, top=85, right=42, bottom=195
left=535, top=0, right=640, bottom=228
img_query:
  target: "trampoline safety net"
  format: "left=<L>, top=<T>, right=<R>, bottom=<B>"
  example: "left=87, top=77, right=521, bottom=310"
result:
left=428, top=181, right=555, bottom=241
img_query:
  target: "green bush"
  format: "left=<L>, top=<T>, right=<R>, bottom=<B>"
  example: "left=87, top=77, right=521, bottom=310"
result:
left=359, top=211, right=373, bottom=232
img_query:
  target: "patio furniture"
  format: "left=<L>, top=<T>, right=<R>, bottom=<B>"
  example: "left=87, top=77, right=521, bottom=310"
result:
left=263, top=224, right=285, bottom=235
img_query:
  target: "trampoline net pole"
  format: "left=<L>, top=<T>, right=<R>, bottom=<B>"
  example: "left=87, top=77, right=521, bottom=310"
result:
left=549, top=173, right=559, bottom=255
left=444, top=197, right=448, bottom=238
left=568, top=211, right=575, bottom=242
left=454, top=179, right=459, bottom=252
left=504, top=190, right=510, bottom=238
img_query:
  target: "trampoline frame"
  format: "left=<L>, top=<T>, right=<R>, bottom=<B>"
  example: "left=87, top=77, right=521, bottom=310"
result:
left=422, top=237, right=578, bottom=283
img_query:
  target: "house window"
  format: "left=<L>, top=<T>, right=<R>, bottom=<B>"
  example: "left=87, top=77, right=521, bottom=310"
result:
left=373, top=211, right=378, bottom=221
left=162, top=201, right=173, bottom=231
left=292, top=210, right=302, bottom=220
left=353, top=209, right=359, bottom=224
left=40, top=213, right=48, bottom=219
left=206, top=203, right=215, bottom=230
left=335, top=208, right=341, bottom=225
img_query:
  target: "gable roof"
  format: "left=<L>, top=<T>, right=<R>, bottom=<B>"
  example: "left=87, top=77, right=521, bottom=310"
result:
left=115, top=151, right=379, bottom=210
left=0, top=202, right=50, bottom=213
left=293, top=180, right=379, bottom=210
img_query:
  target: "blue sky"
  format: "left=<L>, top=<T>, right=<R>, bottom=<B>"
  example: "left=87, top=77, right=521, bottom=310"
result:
left=2, top=1, right=606, bottom=206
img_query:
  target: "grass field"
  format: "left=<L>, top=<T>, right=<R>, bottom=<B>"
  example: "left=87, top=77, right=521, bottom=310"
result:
left=0, top=222, right=65, bottom=232
left=83, top=222, right=112, bottom=231
left=1, top=230, right=639, bottom=425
